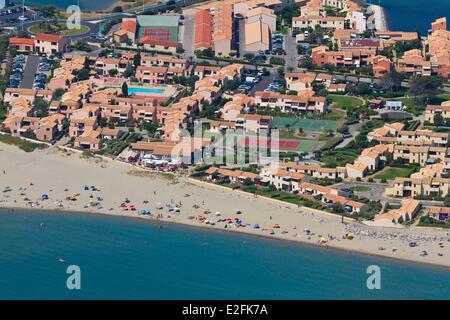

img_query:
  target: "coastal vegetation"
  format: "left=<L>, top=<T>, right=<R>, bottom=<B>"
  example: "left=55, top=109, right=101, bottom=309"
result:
left=0, top=134, right=47, bottom=152
left=418, top=216, right=450, bottom=229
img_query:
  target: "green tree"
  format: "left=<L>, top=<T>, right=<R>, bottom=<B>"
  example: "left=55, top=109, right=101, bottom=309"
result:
left=34, top=99, right=49, bottom=118
left=434, top=113, right=444, bottom=127
left=122, top=82, right=129, bottom=97
left=409, top=75, right=444, bottom=100
left=133, top=52, right=141, bottom=67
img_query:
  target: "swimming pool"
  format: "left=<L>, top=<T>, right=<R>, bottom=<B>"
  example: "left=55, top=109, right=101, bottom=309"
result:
left=103, top=85, right=166, bottom=95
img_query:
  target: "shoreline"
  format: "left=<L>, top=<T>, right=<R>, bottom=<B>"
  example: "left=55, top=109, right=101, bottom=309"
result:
left=1, top=142, right=450, bottom=269
left=0, top=143, right=450, bottom=267
left=2, top=205, right=450, bottom=271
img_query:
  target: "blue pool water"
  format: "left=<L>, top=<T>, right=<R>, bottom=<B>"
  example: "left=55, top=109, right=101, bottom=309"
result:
left=103, top=85, right=166, bottom=95
left=0, top=210, right=449, bottom=299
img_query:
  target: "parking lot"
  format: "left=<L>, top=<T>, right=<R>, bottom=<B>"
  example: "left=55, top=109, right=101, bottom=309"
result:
left=9, top=54, right=51, bottom=91
left=20, top=55, right=39, bottom=89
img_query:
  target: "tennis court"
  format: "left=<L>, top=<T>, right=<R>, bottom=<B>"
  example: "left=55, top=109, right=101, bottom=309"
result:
left=274, top=117, right=340, bottom=132
left=239, top=137, right=300, bottom=150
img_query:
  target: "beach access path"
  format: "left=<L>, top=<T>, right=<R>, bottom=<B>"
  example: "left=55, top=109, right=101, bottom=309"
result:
left=1, top=141, right=450, bottom=267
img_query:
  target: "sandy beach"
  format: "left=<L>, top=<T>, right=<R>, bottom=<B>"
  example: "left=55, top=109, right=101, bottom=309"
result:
left=1, top=141, right=450, bottom=268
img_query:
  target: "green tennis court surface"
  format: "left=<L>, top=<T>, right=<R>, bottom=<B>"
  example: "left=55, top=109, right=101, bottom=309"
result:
left=274, top=117, right=340, bottom=131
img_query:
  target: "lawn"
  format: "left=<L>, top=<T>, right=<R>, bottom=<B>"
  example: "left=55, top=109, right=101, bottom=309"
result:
left=29, top=23, right=90, bottom=37
left=328, top=95, right=364, bottom=109
left=373, top=166, right=418, bottom=180
left=320, top=150, right=359, bottom=167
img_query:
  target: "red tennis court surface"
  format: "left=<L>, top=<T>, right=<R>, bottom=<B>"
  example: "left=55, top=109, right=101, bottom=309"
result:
left=143, top=28, right=170, bottom=41
left=238, top=137, right=300, bottom=150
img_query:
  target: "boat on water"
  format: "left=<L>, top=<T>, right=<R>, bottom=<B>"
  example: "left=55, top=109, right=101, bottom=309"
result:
left=58, top=258, right=66, bottom=264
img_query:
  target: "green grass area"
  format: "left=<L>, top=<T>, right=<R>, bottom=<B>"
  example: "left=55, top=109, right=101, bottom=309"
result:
left=29, top=23, right=90, bottom=36
left=320, top=149, right=359, bottom=167
left=295, top=139, right=319, bottom=152
left=274, top=117, right=340, bottom=132
left=373, top=166, right=418, bottom=180
left=436, top=92, right=450, bottom=102
left=418, top=216, right=450, bottom=229
left=351, top=186, right=371, bottom=192
left=328, top=95, right=364, bottom=109
left=320, top=135, right=343, bottom=150
left=0, top=134, right=47, bottom=152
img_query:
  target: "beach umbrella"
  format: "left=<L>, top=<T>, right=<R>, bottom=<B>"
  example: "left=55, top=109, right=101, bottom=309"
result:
left=254, top=224, right=260, bottom=229
left=156, top=203, right=163, bottom=210
left=41, top=194, right=49, bottom=200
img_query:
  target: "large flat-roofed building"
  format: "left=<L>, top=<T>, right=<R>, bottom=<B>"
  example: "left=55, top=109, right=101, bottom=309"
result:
left=244, top=19, right=270, bottom=53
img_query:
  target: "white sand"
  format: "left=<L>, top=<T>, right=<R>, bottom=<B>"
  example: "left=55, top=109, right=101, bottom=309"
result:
left=1, top=142, right=450, bottom=268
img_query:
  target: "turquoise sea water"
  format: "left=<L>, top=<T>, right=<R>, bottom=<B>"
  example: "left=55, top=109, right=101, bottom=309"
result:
left=0, top=210, right=449, bottom=299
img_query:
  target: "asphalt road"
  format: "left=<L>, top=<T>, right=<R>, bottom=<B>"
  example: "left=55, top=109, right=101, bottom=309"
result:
left=283, top=34, right=298, bottom=70
left=20, top=54, right=39, bottom=89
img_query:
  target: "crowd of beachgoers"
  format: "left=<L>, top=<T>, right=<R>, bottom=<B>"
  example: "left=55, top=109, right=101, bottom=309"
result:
left=1, top=142, right=450, bottom=267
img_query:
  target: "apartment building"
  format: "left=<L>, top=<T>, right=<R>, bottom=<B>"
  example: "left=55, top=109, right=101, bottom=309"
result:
left=259, top=169, right=306, bottom=192
left=235, top=114, right=273, bottom=133
left=425, top=102, right=450, bottom=124
left=312, top=45, right=376, bottom=68
left=94, top=58, right=131, bottom=76
left=35, top=34, right=68, bottom=55
left=264, top=162, right=347, bottom=180
left=204, top=166, right=259, bottom=185
left=386, top=177, right=450, bottom=198
left=392, top=145, right=449, bottom=166
left=255, top=91, right=327, bottom=114
left=368, top=55, right=392, bottom=78
left=374, top=198, right=421, bottom=225
left=136, top=66, right=169, bottom=84
left=396, top=49, right=432, bottom=76
left=292, top=15, right=345, bottom=31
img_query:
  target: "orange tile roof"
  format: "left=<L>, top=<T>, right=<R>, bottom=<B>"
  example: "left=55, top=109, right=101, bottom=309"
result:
left=195, top=9, right=213, bottom=49
left=121, top=19, right=137, bottom=34
left=9, top=37, right=35, bottom=46
left=36, top=33, right=63, bottom=42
